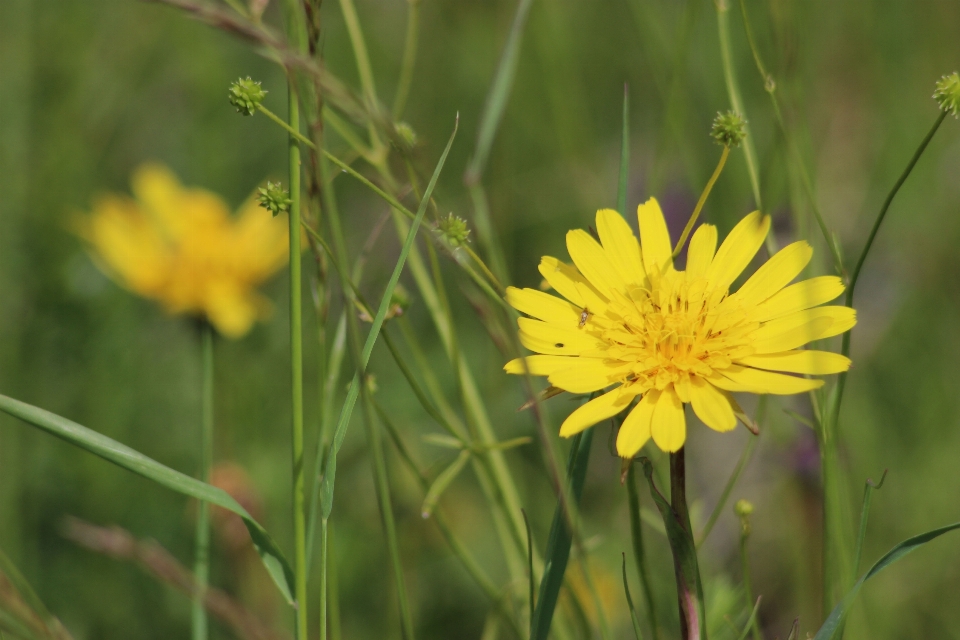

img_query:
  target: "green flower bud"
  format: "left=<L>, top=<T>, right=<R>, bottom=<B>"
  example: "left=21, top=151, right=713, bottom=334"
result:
left=395, top=122, right=418, bottom=148
left=711, top=110, right=748, bottom=147
left=933, top=72, right=960, bottom=117
left=437, top=213, right=471, bottom=247
left=229, top=77, right=267, bottom=116
left=734, top=498, right=754, bottom=517
left=257, top=181, right=292, bottom=217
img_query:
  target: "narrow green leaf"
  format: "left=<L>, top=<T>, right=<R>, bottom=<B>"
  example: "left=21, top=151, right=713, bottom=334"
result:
left=530, top=429, right=594, bottom=640
left=618, top=84, right=630, bottom=216
left=736, top=598, right=762, bottom=640
left=639, top=457, right=706, bottom=640
left=320, top=116, right=459, bottom=521
left=814, top=521, right=960, bottom=640
left=626, top=463, right=660, bottom=640
left=464, top=0, right=535, bottom=183
left=621, top=553, right=645, bottom=640
left=0, top=394, right=295, bottom=605
left=697, top=436, right=756, bottom=549
left=523, top=509, right=535, bottom=627
left=853, top=470, right=888, bottom=576
left=421, top=450, right=471, bottom=519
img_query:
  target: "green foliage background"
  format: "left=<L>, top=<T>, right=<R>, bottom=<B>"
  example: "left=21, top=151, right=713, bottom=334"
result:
left=2, top=0, right=960, bottom=638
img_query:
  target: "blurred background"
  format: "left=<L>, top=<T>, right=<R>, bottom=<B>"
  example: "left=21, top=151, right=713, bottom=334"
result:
left=2, top=0, right=960, bottom=638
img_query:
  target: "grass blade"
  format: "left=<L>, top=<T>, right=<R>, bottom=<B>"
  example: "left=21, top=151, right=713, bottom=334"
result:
left=736, top=597, right=762, bottom=640
left=814, top=521, right=960, bottom=640
left=853, top=470, right=888, bottom=576
left=697, top=436, right=756, bottom=549
left=0, top=393, right=296, bottom=605
left=618, top=84, right=630, bottom=216
left=626, top=463, right=660, bottom=640
left=530, top=429, right=594, bottom=640
left=621, top=553, right=645, bottom=640
left=319, top=116, right=458, bottom=521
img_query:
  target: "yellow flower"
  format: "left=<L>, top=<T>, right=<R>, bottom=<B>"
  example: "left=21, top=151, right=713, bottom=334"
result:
left=78, top=163, right=288, bottom=338
left=505, top=199, right=855, bottom=456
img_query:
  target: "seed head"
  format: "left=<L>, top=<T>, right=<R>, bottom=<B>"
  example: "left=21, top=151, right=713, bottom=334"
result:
left=438, top=213, right=471, bottom=247
left=711, top=110, right=748, bottom=147
left=395, top=122, right=418, bottom=148
left=933, top=72, right=960, bottom=117
left=257, top=181, right=292, bottom=216
left=229, top=77, right=267, bottom=116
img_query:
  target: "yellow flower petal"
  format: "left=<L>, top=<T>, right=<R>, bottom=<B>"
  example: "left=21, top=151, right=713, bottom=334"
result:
left=710, top=365, right=824, bottom=395
left=685, top=224, right=717, bottom=280
left=205, top=282, right=259, bottom=338
left=504, top=355, right=578, bottom=375
left=616, top=391, right=657, bottom=457
left=517, top=317, right=604, bottom=355
left=705, top=211, right=771, bottom=291
left=689, top=376, right=736, bottom=432
left=548, top=359, right=633, bottom=394
left=538, top=256, right=609, bottom=312
left=596, top=208, right=645, bottom=287
left=753, top=276, right=845, bottom=322
left=506, top=286, right=581, bottom=325
left=733, top=241, right=813, bottom=307
left=737, top=350, right=852, bottom=375
left=566, top=229, right=627, bottom=297
left=751, top=306, right=856, bottom=353
left=559, top=387, right=637, bottom=437
left=651, top=386, right=686, bottom=452
left=638, top=197, right=674, bottom=277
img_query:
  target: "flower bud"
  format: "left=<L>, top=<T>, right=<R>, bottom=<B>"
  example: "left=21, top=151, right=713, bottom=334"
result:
left=933, top=72, right=960, bottom=117
left=257, top=181, right=292, bottom=216
left=229, top=77, right=267, bottom=116
left=734, top=498, right=754, bottom=517
left=711, top=110, right=748, bottom=147
left=395, top=122, right=418, bottom=148
left=438, top=213, right=471, bottom=247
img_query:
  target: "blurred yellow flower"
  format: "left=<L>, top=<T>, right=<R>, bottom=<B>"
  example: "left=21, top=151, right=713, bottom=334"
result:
left=505, top=200, right=855, bottom=456
left=78, top=163, right=288, bottom=338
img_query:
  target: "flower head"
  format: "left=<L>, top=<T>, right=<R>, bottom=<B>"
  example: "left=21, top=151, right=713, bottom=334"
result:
left=257, top=181, right=292, bottom=216
left=505, top=200, right=854, bottom=456
left=229, top=77, right=267, bottom=116
left=711, top=111, right=747, bottom=147
left=933, top=72, right=960, bottom=117
left=78, top=163, right=288, bottom=338
left=437, top=213, right=471, bottom=247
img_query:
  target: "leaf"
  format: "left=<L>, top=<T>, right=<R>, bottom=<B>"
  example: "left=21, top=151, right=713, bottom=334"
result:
left=518, top=386, right=566, bottom=412
left=814, top=521, right=960, bottom=640
left=639, top=457, right=706, bottom=640
left=421, top=433, right=465, bottom=450
left=421, top=450, right=471, bottom=519
left=0, top=394, right=296, bottom=605
left=621, top=553, right=645, bottom=640
left=530, top=428, right=594, bottom=640
left=464, top=0, right=535, bottom=184
left=0, top=544, right=74, bottom=640
left=319, top=116, right=458, bottom=522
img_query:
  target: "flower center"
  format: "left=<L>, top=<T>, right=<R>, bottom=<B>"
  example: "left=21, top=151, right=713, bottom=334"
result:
left=598, top=271, right=753, bottom=390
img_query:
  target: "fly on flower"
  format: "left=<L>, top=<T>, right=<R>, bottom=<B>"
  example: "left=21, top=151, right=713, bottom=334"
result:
left=505, top=199, right=855, bottom=457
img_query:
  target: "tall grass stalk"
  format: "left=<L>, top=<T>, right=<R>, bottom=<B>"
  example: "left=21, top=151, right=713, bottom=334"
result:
left=191, top=322, right=214, bottom=640
left=281, top=0, right=308, bottom=634
left=714, top=0, right=776, bottom=256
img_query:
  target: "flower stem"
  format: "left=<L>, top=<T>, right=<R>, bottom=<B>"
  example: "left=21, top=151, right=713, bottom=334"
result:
left=191, top=321, right=214, bottom=640
left=669, top=449, right=697, bottom=640
left=672, top=146, right=730, bottom=259
left=392, top=0, right=421, bottom=119
left=279, top=0, right=308, bottom=627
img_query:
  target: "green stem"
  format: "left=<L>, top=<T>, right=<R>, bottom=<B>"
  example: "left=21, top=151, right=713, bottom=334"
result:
left=279, top=0, right=308, bottom=625
left=627, top=463, right=661, bottom=640
left=738, top=521, right=761, bottom=640
left=392, top=0, right=421, bottom=119
left=191, top=322, right=214, bottom=640
left=737, top=0, right=843, bottom=275
left=672, top=146, right=730, bottom=259
left=715, top=0, right=776, bottom=256
left=822, top=111, right=946, bottom=614
left=319, top=518, right=328, bottom=640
